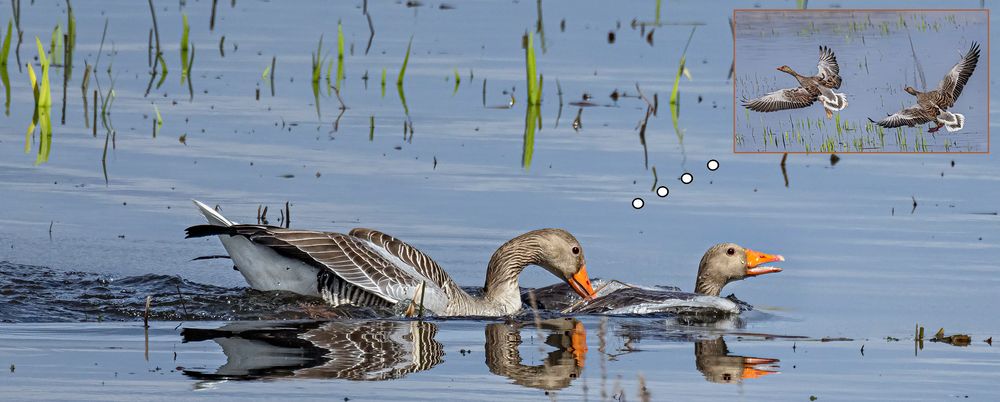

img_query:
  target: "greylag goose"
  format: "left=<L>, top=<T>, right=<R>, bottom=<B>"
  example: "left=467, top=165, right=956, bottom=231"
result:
left=185, top=200, right=596, bottom=317
left=530, top=243, right=783, bottom=315
left=743, top=45, right=847, bottom=119
left=871, top=42, right=980, bottom=133
left=485, top=318, right=587, bottom=391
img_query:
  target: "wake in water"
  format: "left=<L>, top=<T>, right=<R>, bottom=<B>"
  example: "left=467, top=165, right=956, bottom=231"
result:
left=0, top=262, right=382, bottom=323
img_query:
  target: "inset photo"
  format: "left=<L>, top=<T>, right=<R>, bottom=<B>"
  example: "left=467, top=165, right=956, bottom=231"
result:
left=733, top=9, right=989, bottom=153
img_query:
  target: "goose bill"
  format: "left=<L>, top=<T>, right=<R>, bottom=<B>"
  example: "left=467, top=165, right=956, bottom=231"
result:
left=745, top=249, right=784, bottom=277
left=567, top=265, right=597, bottom=299
left=742, top=357, right=780, bottom=379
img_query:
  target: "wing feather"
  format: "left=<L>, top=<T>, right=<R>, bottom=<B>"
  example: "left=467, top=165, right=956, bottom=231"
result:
left=225, top=225, right=421, bottom=304
left=349, top=228, right=458, bottom=295
left=743, top=87, right=815, bottom=112
left=937, top=42, right=980, bottom=107
left=871, top=105, right=931, bottom=128
left=817, top=45, right=842, bottom=88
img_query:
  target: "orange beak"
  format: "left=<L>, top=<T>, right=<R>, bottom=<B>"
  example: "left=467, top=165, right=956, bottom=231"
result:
left=741, top=357, right=780, bottom=379
left=567, top=264, right=597, bottom=300
left=744, top=248, right=784, bottom=277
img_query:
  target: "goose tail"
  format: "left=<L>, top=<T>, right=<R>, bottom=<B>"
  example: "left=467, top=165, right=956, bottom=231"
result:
left=192, top=199, right=235, bottom=227
left=820, top=92, right=848, bottom=111
left=945, top=113, right=965, bottom=132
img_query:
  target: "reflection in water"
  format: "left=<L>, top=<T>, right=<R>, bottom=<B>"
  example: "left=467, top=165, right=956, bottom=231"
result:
left=181, top=318, right=588, bottom=390
left=486, top=318, right=587, bottom=391
left=181, top=320, right=443, bottom=381
left=695, top=337, right=779, bottom=383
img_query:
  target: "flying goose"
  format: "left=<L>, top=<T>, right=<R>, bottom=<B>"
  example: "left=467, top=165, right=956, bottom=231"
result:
left=871, top=42, right=980, bottom=133
left=743, top=45, right=848, bottom=119
left=185, top=200, right=596, bottom=317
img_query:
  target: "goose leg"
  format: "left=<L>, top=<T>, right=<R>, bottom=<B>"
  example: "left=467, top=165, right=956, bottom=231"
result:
left=825, top=108, right=833, bottom=119
left=928, top=122, right=944, bottom=133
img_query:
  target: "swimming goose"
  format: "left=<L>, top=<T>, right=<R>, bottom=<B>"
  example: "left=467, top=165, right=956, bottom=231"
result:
left=743, top=45, right=847, bottom=119
left=185, top=200, right=596, bottom=317
left=871, top=42, right=979, bottom=133
left=530, top=243, right=783, bottom=315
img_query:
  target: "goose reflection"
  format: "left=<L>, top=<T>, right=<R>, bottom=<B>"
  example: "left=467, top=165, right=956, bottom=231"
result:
left=180, top=320, right=443, bottom=381
left=695, top=337, right=779, bottom=383
left=485, top=317, right=587, bottom=391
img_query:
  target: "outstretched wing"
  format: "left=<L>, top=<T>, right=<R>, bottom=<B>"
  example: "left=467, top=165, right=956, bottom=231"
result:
left=816, top=45, right=841, bottom=88
left=349, top=228, right=458, bottom=295
left=937, top=42, right=980, bottom=107
left=186, top=224, right=420, bottom=303
left=743, top=88, right=815, bottom=112
left=871, top=105, right=932, bottom=128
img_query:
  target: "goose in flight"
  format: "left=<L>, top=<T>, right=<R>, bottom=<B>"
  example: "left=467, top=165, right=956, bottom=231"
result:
left=743, top=45, right=847, bottom=119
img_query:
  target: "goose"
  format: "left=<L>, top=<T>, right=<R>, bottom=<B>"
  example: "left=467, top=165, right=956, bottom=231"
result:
left=871, top=42, right=980, bottom=133
left=185, top=200, right=596, bottom=317
left=529, top=243, right=784, bottom=315
left=743, top=45, right=847, bottom=119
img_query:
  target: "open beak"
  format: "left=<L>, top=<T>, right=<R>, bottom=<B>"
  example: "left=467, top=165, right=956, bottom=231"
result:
left=567, top=264, right=597, bottom=300
left=741, top=357, right=780, bottom=379
left=745, top=248, right=784, bottom=277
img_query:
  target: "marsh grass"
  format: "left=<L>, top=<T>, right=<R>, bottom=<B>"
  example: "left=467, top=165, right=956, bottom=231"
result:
left=310, top=34, right=325, bottom=118
left=397, top=37, right=412, bottom=87
left=523, top=31, right=540, bottom=105
left=335, top=21, right=344, bottom=91
left=669, top=27, right=695, bottom=150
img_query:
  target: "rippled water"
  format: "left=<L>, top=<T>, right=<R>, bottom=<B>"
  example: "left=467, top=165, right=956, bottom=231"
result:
left=1, top=0, right=999, bottom=400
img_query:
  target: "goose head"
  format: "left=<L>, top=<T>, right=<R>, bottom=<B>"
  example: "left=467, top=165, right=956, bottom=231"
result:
left=694, top=243, right=784, bottom=297
left=533, top=229, right=596, bottom=300
left=904, top=86, right=921, bottom=96
left=776, top=65, right=796, bottom=75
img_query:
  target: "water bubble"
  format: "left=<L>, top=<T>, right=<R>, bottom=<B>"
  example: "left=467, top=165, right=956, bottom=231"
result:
left=632, top=198, right=644, bottom=209
left=707, top=159, right=719, bottom=171
left=656, top=186, right=669, bottom=197
left=680, top=173, right=693, bottom=184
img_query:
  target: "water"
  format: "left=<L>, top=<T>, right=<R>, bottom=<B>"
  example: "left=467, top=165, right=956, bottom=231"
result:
left=1, top=0, right=999, bottom=400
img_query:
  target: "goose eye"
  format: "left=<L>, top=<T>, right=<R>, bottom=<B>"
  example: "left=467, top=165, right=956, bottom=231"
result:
left=571, top=246, right=580, bottom=255
left=726, top=248, right=735, bottom=256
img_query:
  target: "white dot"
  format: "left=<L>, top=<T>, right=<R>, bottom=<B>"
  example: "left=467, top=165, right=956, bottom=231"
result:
left=632, top=198, right=644, bottom=209
left=707, top=159, right=719, bottom=171
left=680, top=173, right=693, bottom=184
left=656, top=186, right=669, bottom=197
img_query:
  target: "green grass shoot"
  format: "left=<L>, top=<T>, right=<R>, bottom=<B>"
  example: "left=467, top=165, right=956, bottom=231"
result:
left=153, top=104, right=163, bottom=137
left=25, top=37, right=52, bottom=165
left=522, top=104, right=540, bottom=169
left=180, top=14, right=190, bottom=83
left=336, top=21, right=344, bottom=91
left=50, top=25, right=64, bottom=66
left=66, top=2, right=75, bottom=80
left=397, top=36, right=412, bottom=86
left=380, top=68, right=386, bottom=97
left=262, top=63, right=270, bottom=80
left=670, top=27, right=696, bottom=144
left=524, top=31, right=540, bottom=105
left=311, top=34, right=325, bottom=84
left=452, top=68, right=460, bottom=95
left=369, top=115, right=375, bottom=141
left=1, top=20, right=11, bottom=115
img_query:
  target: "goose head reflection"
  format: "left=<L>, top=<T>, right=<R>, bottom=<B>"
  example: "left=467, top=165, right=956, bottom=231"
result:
left=695, top=337, right=779, bottom=383
left=485, top=317, right=588, bottom=391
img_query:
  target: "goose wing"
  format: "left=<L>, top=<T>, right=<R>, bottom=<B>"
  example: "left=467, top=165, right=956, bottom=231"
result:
left=743, top=87, right=815, bottom=112
left=816, top=45, right=842, bottom=88
left=870, top=105, right=932, bottom=128
left=186, top=224, right=422, bottom=303
left=937, top=42, right=980, bottom=108
left=349, top=228, right=458, bottom=295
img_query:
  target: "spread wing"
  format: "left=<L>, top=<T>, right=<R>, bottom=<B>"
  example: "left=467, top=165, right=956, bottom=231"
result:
left=349, top=228, right=458, bottom=295
left=870, top=105, right=932, bottom=128
left=937, top=42, right=980, bottom=107
left=816, top=45, right=841, bottom=88
left=187, top=224, right=420, bottom=303
left=743, top=88, right=815, bottom=112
